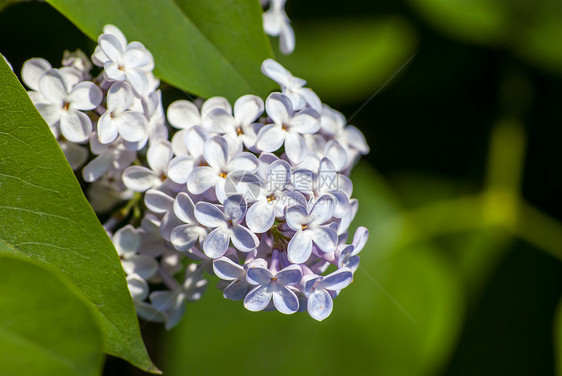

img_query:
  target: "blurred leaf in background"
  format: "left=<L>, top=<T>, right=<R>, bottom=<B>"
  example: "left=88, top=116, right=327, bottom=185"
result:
left=0, top=253, right=103, bottom=376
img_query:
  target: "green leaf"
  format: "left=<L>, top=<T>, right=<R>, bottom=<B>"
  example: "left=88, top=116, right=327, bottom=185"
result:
left=0, top=252, right=103, bottom=376
left=0, top=56, right=154, bottom=371
left=409, top=0, right=509, bottom=45
left=46, top=0, right=275, bottom=101
left=276, top=18, right=417, bottom=105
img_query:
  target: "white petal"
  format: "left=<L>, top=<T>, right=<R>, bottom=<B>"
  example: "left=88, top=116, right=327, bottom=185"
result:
left=203, top=136, right=228, bottom=170
left=231, top=224, right=258, bottom=252
left=284, top=132, right=306, bottom=163
left=213, top=257, right=244, bottom=281
left=113, top=225, right=140, bottom=256
left=272, top=287, right=299, bottom=314
left=290, top=109, right=320, bottom=134
left=310, top=195, right=335, bottom=224
left=124, top=255, right=158, bottom=280
left=307, top=289, right=333, bottom=321
left=39, top=69, right=68, bottom=103
left=244, top=285, right=272, bottom=312
left=96, top=113, right=119, bottom=144
left=201, top=96, right=232, bottom=120
left=266, top=92, right=293, bottom=125
left=106, top=81, right=133, bottom=113
left=187, top=166, right=219, bottom=195
left=144, top=189, right=174, bottom=213
left=202, top=228, right=230, bottom=258
left=167, top=100, right=200, bottom=129
left=234, top=95, right=264, bottom=125
left=167, top=156, right=194, bottom=184
left=35, top=103, right=61, bottom=126
left=60, top=110, right=92, bottom=143
left=287, top=230, right=312, bottom=264
left=228, top=152, right=258, bottom=173
left=147, top=140, right=173, bottom=174
left=98, top=33, right=124, bottom=62
left=173, top=192, right=196, bottom=224
left=68, top=81, right=102, bottom=111
left=122, top=166, right=158, bottom=192
left=310, top=227, right=337, bottom=253
left=22, top=58, right=51, bottom=91
left=246, top=201, right=275, bottom=233
left=103, top=24, right=128, bottom=47
left=60, top=142, right=88, bottom=170
left=285, top=205, right=308, bottom=230
left=255, top=123, right=285, bottom=152
left=279, top=22, right=295, bottom=55
left=170, top=224, right=200, bottom=251
left=261, top=59, right=296, bottom=87
left=115, top=111, right=147, bottom=142
left=194, top=202, right=225, bottom=228
left=126, top=69, right=149, bottom=96
left=104, top=61, right=127, bottom=81
left=81, top=153, right=113, bottom=182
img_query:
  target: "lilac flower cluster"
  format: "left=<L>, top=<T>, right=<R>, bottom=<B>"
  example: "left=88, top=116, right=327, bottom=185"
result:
left=22, top=25, right=369, bottom=326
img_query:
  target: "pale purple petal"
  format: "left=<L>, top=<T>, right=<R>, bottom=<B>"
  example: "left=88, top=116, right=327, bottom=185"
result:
left=60, top=142, right=88, bottom=170
left=213, top=257, right=244, bottom=280
left=246, top=265, right=273, bottom=285
left=194, top=202, right=225, bottom=227
left=170, top=224, right=200, bottom=251
left=223, top=280, right=250, bottom=301
left=244, top=285, right=272, bottom=312
left=113, top=225, right=140, bottom=256
left=231, top=224, right=258, bottom=252
left=202, top=227, right=230, bottom=258
left=352, top=226, right=369, bottom=255
left=310, top=227, right=337, bottom=253
left=82, top=153, right=113, bottom=182
left=309, top=195, right=335, bottom=224
left=123, top=255, right=158, bottom=280
left=173, top=192, right=196, bottom=224
left=290, top=108, right=320, bottom=134
left=228, top=152, right=258, bottom=173
left=35, top=103, right=61, bottom=126
left=266, top=92, right=293, bottom=125
left=284, top=132, right=307, bottom=163
left=285, top=205, right=308, bottom=230
left=223, top=195, right=246, bottom=222
left=272, top=286, right=299, bottom=314
left=287, top=230, right=313, bottom=264
left=107, top=81, right=133, bottom=113
left=255, top=123, right=285, bottom=152
left=307, top=289, right=333, bottom=321
left=147, top=140, right=173, bottom=174
left=122, top=166, right=158, bottom=192
left=246, top=201, right=275, bottom=233
left=276, top=265, right=303, bottom=285
left=144, top=189, right=174, bottom=213
left=317, top=268, right=353, bottom=291
left=167, top=156, right=194, bottom=184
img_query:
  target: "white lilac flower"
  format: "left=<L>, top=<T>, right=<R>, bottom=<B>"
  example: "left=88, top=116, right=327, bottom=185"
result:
left=206, top=94, right=264, bottom=150
left=113, top=225, right=158, bottom=280
left=213, top=257, right=266, bottom=301
left=303, top=268, right=353, bottom=321
left=337, top=226, right=368, bottom=272
left=97, top=81, right=148, bottom=145
left=194, top=195, right=259, bottom=258
left=285, top=196, right=338, bottom=263
left=262, top=0, right=295, bottom=55
left=126, top=274, right=167, bottom=323
left=33, top=69, right=102, bottom=143
left=261, top=59, right=322, bottom=112
left=122, top=140, right=173, bottom=192
left=82, top=134, right=136, bottom=182
left=256, top=92, right=320, bottom=163
left=170, top=192, right=207, bottom=252
left=186, top=136, right=258, bottom=201
left=150, top=263, right=208, bottom=329
left=93, top=25, right=155, bottom=96
left=244, top=262, right=302, bottom=314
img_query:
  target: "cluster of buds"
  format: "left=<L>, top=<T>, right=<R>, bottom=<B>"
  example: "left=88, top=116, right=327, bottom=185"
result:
left=22, top=24, right=369, bottom=327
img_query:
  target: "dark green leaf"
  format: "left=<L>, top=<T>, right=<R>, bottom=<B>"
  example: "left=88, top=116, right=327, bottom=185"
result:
left=46, top=0, right=275, bottom=101
left=0, top=252, right=103, bottom=376
left=277, top=18, right=417, bottom=105
left=0, top=57, right=154, bottom=371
